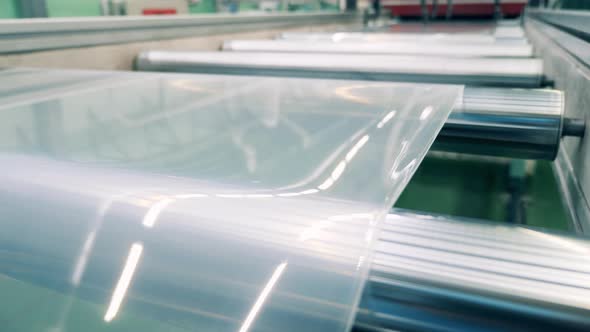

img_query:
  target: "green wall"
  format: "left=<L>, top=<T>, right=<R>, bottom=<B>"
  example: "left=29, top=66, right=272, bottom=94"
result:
left=46, top=0, right=102, bottom=17
left=0, top=0, right=19, bottom=18
left=526, top=160, right=570, bottom=230
left=189, top=0, right=216, bottom=13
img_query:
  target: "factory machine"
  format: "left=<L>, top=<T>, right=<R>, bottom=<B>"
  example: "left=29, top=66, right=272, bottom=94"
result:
left=383, top=0, right=528, bottom=18
left=0, top=7, right=590, bottom=332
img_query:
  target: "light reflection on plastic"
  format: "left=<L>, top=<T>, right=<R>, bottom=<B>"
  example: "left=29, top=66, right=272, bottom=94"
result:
left=277, top=192, right=301, bottom=197
left=391, top=158, right=417, bottom=180
left=104, top=242, right=144, bottom=322
left=328, top=213, right=373, bottom=221
left=333, top=85, right=371, bottom=105
left=299, top=213, right=373, bottom=242
left=142, top=198, right=174, bottom=228
left=316, top=135, right=369, bottom=191
left=245, top=194, right=274, bottom=198
left=376, top=111, right=397, bottom=129
left=216, top=194, right=246, bottom=198
left=331, top=33, right=346, bottom=42
left=174, top=193, right=209, bottom=199
left=318, top=177, right=335, bottom=191
left=331, top=161, right=347, bottom=181
left=364, top=228, right=375, bottom=243
left=239, top=262, right=288, bottom=332
left=74, top=190, right=165, bottom=288
left=420, top=106, right=433, bottom=120
left=299, top=220, right=333, bottom=242
left=300, top=188, right=319, bottom=195
left=355, top=256, right=366, bottom=271
left=71, top=230, right=97, bottom=286
left=346, top=135, right=369, bottom=162
left=105, top=193, right=210, bottom=321
left=170, top=79, right=211, bottom=93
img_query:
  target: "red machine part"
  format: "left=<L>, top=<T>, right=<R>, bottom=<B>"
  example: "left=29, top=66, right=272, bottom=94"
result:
left=382, top=0, right=526, bottom=18
left=142, top=8, right=178, bottom=15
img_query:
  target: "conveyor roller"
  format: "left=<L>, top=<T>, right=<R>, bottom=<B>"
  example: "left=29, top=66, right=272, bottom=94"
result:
left=135, top=51, right=545, bottom=87
left=438, top=87, right=571, bottom=160
left=277, top=32, right=529, bottom=44
left=221, top=40, right=534, bottom=58
left=355, top=210, right=590, bottom=332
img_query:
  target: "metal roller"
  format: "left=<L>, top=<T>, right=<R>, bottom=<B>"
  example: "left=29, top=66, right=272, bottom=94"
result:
left=355, top=209, right=590, bottom=332
left=494, top=25, right=527, bottom=38
left=277, top=32, right=529, bottom=44
left=221, top=40, right=534, bottom=58
left=434, top=87, right=569, bottom=160
left=135, top=51, right=545, bottom=87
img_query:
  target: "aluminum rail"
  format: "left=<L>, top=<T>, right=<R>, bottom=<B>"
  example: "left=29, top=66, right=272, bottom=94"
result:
left=221, top=39, right=534, bottom=57
left=527, top=9, right=590, bottom=44
left=277, top=32, right=529, bottom=44
left=0, top=12, right=358, bottom=54
left=135, top=51, right=545, bottom=87
left=354, top=210, right=590, bottom=332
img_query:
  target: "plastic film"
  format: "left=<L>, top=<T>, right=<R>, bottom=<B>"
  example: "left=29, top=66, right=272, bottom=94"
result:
left=0, top=69, right=462, bottom=332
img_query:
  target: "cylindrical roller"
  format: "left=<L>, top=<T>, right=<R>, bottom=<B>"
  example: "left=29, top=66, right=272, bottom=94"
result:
left=278, top=32, right=529, bottom=44
left=135, top=51, right=544, bottom=87
left=221, top=40, right=534, bottom=58
left=494, top=25, right=527, bottom=38
left=355, top=210, right=590, bottom=332
left=434, top=87, right=564, bottom=160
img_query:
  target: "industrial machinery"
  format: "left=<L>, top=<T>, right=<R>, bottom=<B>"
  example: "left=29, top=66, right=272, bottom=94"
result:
left=383, top=0, right=528, bottom=18
left=0, top=6, right=589, bottom=332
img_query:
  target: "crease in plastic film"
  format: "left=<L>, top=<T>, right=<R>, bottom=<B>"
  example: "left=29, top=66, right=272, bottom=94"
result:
left=0, top=69, right=462, bottom=332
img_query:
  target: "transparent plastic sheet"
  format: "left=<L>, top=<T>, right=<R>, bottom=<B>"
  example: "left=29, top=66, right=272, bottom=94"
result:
left=0, top=68, right=462, bottom=332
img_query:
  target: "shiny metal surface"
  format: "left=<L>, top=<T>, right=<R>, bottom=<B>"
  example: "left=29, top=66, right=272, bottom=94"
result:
left=135, top=51, right=544, bottom=87
left=562, top=118, right=586, bottom=138
left=0, top=68, right=461, bottom=332
left=355, top=210, right=590, bottom=332
left=278, top=32, right=529, bottom=44
left=435, top=87, right=564, bottom=160
left=221, top=40, right=534, bottom=58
